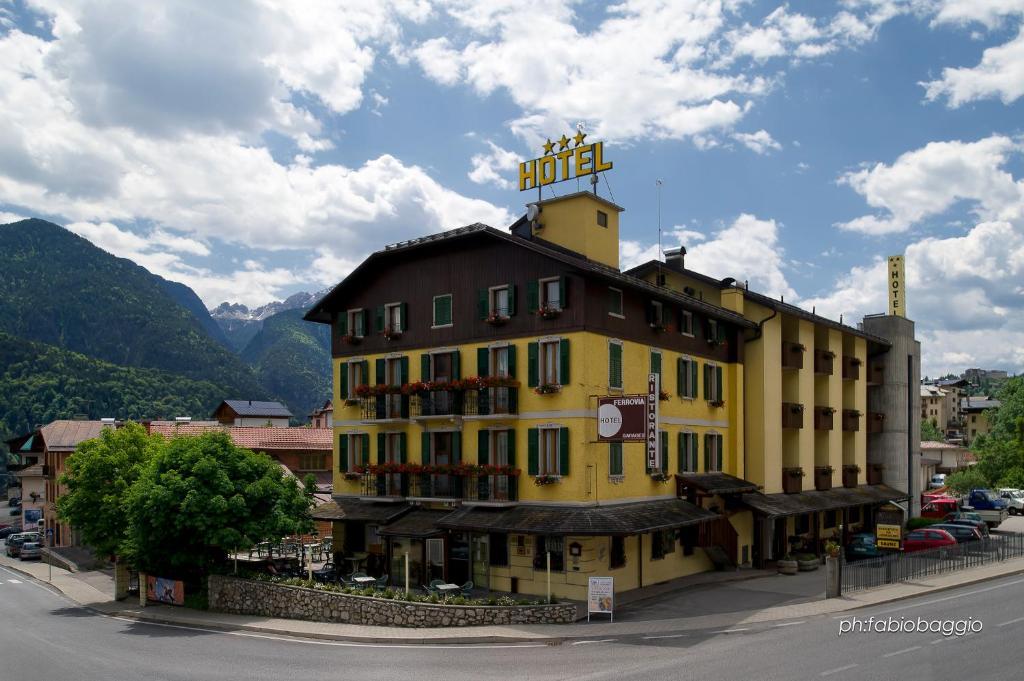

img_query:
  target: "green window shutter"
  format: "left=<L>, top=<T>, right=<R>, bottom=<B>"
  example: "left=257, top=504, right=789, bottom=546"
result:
left=609, top=343, right=622, bottom=388
left=478, top=288, right=489, bottom=320
left=477, top=347, right=489, bottom=375
left=360, top=360, right=369, bottom=385
left=716, top=366, right=724, bottom=402
left=676, top=358, right=684, bottom=396
left=610, top=443, right=623, bottom=476
left=421, top=431, right=431, bottom=464
left=478, top=429, right=490, bottom=465
left=651, top=351, right=662, bottom=377
left=506, top=430, right=516, bottom=467
left=660, top=431, right=669, bottom=473
left=361, top=310, right=370, bottom=335
left=361, top=434, right=370, bottom=465
left=375, top=358, right=386, bottom=385
left=690, top=361, right=699, bottom=398
left=703, top=365, right=711, bottom=400
left=400, top=356, right=409, bottom=384
left=452, top=349, right=461, bottom=379
left=338, top=314, right=348, bottom=336
left=508, top=284, right=517, bottom=316
left=677, top=433, right=685, bottom=473
left=527, top=342, right=539, bottom=387
left=452, top=431, right=461, bottom=464
left=421, top=354, right=431, bottom=381
left=703, top=434, right=710, bottom=472
left=559, top=427, right=570, bottom=476
left=399, top=433, right=407, bottom=464
left=400, top=302, right=408, bottom=331
left=443, top=295, right=453, bottom=325
left=663, top=306, right=673, bottom=328
left=718, top=322, right=727, bottom=343
left=527, top=280, right=539, bottom=313
left=507, top=344, right=517, bottom=378
left=375, top=305, right=385, bottom=333
left=559, top=276, right=568, bottom=308
left=527, top=428, right=539, bottom=475
left=338, top=435, right=348, bottom=472
left=377, top=433, right=386, bottom=464
left=339, top=363, right=349, bottom=400
left=559, top=338, right=570, bottom=384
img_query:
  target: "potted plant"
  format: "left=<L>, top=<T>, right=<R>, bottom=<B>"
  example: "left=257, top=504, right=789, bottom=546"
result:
left=795, top=552, right=819, bottom=571
left=534, top=474, right=560, bottom=486
left=649, top=322, right=667, bottom=332
left=534, top=383, right=560, bottom=395
left=484, top=311, right=509, bottom=326
left=537, top=304, right=561, bottom=320
left=777, top=554, right=799, bottom=575
left=649, top=472, right=671, bottom=482
left=659, top=389, right=670, bottom=401
left=382, top=325, right=402, bottom=341
left=824, top=540, right=841, bottom=559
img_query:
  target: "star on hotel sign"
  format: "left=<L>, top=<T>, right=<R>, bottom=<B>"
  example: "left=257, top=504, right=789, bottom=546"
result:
left=542, top=132, right=588, bottom=155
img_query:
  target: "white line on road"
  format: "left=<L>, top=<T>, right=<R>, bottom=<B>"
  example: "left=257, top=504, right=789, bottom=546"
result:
left=836, top=577, right=1024, bottom=618
left=712, top=628, right=750, bottom=633
left=571, top=639, right=617, bottom=645
left=820, top=663, right=858, bottom=676
left=998, top=616, right=1024, bottom=627
left=642, top=634, right=687, bottom=640
left=773, top=621, right=806, bottom=627
left=883, top=646, right=921, bottom=658
left=7, top=579, right=21, bottom=583
left=930, top=638, right=944, bottom=645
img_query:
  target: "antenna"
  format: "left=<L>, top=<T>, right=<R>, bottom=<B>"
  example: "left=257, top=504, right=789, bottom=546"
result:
left=656, top=179, right=663, bottom=286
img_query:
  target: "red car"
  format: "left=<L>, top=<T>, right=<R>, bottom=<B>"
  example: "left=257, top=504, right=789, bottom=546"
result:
left=902, top=528, right=957, bottom=553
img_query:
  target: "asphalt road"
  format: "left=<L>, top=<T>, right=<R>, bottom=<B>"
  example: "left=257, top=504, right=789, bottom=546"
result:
left=1, top=561, right=1022, bottom=681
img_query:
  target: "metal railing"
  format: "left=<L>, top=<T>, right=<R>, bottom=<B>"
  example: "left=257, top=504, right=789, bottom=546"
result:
left=463, top=387, right=519, bottom=416
left=360, top=472, right=518, bottom=502
left=841, top=532, right=1024, bottom=593
left=359, top=395, right=409, bottom=420
left=411, top=392, right=464, bottom=417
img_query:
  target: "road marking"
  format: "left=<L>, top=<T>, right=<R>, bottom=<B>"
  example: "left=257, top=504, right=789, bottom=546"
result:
left=883, top=646, right=921, bottom=658
left=712, top=627, right=750, bottom=633
left=7, top=579, right=21, bottom=583
left=820, top=663, right=858, bottom=676
left=642, top=634, right=687, bottom=640
left=999, top=616, right=1024, bottom=627
left=930, top=638, right=944, bottom=645
left=571, top=639, right=616, bottom=645
left=773, top=621, right=806, bottom=627
left=838, top=577, right=1024, bottom=618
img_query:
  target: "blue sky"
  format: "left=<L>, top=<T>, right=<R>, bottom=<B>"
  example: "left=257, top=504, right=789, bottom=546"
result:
left=2, top=0, right=1024, bottom=376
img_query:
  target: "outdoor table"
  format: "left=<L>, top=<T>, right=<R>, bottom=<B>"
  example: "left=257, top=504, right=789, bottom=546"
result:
left=435, top=583, right=460, bottom=594
left=353, top=576, right=376, bottom=585
left=348, top=552, right=369, bottom=571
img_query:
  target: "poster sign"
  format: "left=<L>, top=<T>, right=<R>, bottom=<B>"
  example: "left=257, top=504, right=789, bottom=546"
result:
left=587, top=576, right=614, bottom=622
left=646, top=373, right=660, bottom=471
left=597, top=395, right=647, bottom=442
left=146, top=576, right=185, bottom=606
left=877, top=539, right=901, bottom=550
left=887, top=255, right=905, bottom=317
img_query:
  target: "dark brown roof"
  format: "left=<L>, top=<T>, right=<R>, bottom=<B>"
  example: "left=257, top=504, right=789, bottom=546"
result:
left=437, top=498, right=717, bottom=535
left=740, top=484, right=907, bottom=518
left=377, top=509, right=451, bottom=538
left=311, top=498, right=410, bottom=523
left=677, top=472, right=760, bottom=494
left=305, top=224, right=755, bottom=329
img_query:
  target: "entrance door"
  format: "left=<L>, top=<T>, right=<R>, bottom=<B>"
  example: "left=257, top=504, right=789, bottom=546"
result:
left=471, top=534, right=489, bottom=590
left=432, top=352, right=452, bottom=413
left=448, top=532, right=470, bottom=586
left=491, top=346, right=510, bottom=414
left=432, top=432, right=452, bottom=496
left=385, top=357, right=403, bottom=418
left=493, top=430, right=510, bottom=500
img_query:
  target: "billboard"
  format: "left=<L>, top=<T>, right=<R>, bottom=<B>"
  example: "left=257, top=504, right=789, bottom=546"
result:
left=146, top=576, right=185, bottom=606
left=597, top=395, right=647, bottom=442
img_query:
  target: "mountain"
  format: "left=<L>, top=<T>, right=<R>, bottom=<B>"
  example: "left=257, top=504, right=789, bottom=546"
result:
left=0, top=219, right=266, bottom=397
left=211, top=290, right=324, bottom=351
left=0, top=331, right=228, bottom=450
left=156, top=277, right=231, bottom=348
left=239, top=308, right=331, bottom=420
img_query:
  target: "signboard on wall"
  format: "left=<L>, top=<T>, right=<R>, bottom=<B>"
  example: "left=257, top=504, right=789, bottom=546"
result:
left=146, top=576, right=185, bottom=606
left=647, top=373, right=660, bottom=471
left=597, top=395, right=647, bottom=442
left=887, top=255, right=905, bottom=317
left=876, top=504, right=903, bottom=550
left=587, top=576, right=614, bottom=622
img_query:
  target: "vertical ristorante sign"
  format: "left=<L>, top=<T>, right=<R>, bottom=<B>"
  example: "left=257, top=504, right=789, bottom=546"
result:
left=646, top=373, right=659, bottom=470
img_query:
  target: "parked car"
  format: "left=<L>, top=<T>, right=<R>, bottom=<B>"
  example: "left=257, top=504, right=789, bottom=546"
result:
left=929, top=474, right=947, bottom=489
left=0, top=526, right=20, bottom=540
left=961, top=489, right=1009, bottom=528
left=942, top=516, right=990, bottom=537
left=7, top=497, right=20, bottom=507
left=312, top=562, right=338, bottom=583
left=4, top=532, right=39, bottom=557
left=18, top=542, right=42, bottom=561
left=845, top=533, right=882, bottom=561
left=945, top=510, right=984, bottom=523
left=902, top=528, right=957, bottom=553
left=930, top=523, right=983, bottom=544
left=921, top=497, right=960, bottom=519
left=999, top=489, right=1024, bottom=516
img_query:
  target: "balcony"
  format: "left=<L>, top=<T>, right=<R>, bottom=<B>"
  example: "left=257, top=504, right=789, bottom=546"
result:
left=842, top=409, right=861, bottom=432
left=359, top=395, right=409, bottom=421
left=359, top=471, right=519, bottom=503
left=813, top=406, right=835, bottom=431
left=867, top=361, right=884, bottom=386
left=463, top=387, right=519, bottom=417
left=866, top=463, right=884, bottom=485
left=842, top=465, right=859, bottom=488
left=841, top=356, right=861, bottom=381
left=814, top=349, right=835, bottom=376
left=411, top=392, right=465, bottom=418
left=867, top=412, right=885, bottom=434
left=814, top=466, right=833, bottom=491
left=782, top=467, right=804, bottom=494
left=782, top=402, right=804, bottom=429
left=781, top=341, right=805, bottom=370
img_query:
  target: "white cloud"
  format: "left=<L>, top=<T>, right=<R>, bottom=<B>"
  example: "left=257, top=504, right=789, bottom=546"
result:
left=0, top=211, right=27, bottom=224
left=468, top=141, right=520, bottom=190
left=836, top=135, right=1024, bottom=234
left=931, top=0, right=1024, bottom=29
left=732, top=129, right=782, bottom=154
left=922, top=26, right=1024, bottom=107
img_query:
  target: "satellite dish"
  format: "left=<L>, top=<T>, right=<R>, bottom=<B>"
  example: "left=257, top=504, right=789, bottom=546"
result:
left=526, top=204, right=540, bottom=221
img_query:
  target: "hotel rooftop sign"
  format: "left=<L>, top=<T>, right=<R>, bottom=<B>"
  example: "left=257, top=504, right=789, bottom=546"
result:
left=519, top=132, right=613, bottom=192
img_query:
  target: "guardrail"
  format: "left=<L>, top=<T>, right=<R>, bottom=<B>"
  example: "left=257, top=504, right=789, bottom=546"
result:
left=841, top=532, right=1024, bottom=593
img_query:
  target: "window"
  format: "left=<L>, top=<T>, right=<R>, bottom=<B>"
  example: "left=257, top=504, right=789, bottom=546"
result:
left=650, top=350, right=662, bottom=381
left=607, top=287, right=623, bottom=317
left=678, top=432, right=698, bottom=473
left=795, top=514, right=810, bottom=535
left=541, top=277, right=562, bottom=310
left=610, top=536, right=626, bottom=569
left=432, top=294, right=453, bottom=327
left=384, top=302, right=403, bottom=333
left=540, top=339, right=561, bottom=385
left=703, top=433, right=723, bottom=472
left=346, top=309, right=366, bottom=337
left=649, top=300, right=664, bottom=327
left=491, top=285, right=510, bottom=317
left=539, top=427, right=561, bottom=475
left=680, top=310, right=693, bottom=336
left=345, top=359, right=367, bottom=399
left=678, top=357, right=698, bottom=398
left=534, top=536, right=564, bottom=571
left=489, top=533, right=509, bottom=567
left=608, top=341, right=623, bottom=389
left=609, top=442, right=623, bottom=477
left=704, top=364, right=724, bottom=403
left=824, top=510, right=838, bottom=529
left=597, top=210, right=608, bottom=227
left=681, top=526, right=697, bottom=556
left=299, top=453, right=327, bottom=470
left=338, top=433, right=369, bottom=472
left=651, top=529, right=675, bottom=560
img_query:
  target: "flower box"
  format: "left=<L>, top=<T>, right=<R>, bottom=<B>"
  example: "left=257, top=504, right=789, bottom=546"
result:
left=484, top=313, right=509, bottom=326
left=537, top=305, right=561, bottom=320
left=783, top=467, right=804, bottom=494
left=341, top=334, right=362, bottom=345
left=709, top=399, right=725, bottom=408
left=649, top=472, right=671, bottom=482
left=534, top=383, right=561, bottom=395
left=382, top=326, right=403, bottom=341
left=842, top=464, right=860, bottom=488
left=533, top=474, right=561, bottom=486
left=814, top=466, right=833, bottom=491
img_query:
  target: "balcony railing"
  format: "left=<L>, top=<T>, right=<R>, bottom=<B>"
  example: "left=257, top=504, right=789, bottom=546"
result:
left=464, top=387, right=519, bottom=416
left=359, top=472, right=518, bottom=502
left=359, top=394, right=409, bottom=420
left=814, top=350, right=835, bottom=376
left=842, top=356, right=861, bottom=381
left=781, top=342, right=805, bottom=370
left=411, top=392, right=465, bottom=417
left=813, top=407, right=835, bottom=431
left=842, top=409, right=861, bottom=432
left=782, top=402, right=804, bottom=429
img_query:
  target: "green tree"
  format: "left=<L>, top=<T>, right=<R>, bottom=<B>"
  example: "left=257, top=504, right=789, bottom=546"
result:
left=920, top=419, right=944, bottom=442
left=303, top=473, right=318, bottom=496
left=55, top=422, right=160, bottom=558
left=945, top=468, right=989, bottom=494
left=124, top=431, right=312, bottom=577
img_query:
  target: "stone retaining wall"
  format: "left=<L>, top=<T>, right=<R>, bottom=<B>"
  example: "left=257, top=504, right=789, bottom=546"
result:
left=208, top=575, right=577, bottom=627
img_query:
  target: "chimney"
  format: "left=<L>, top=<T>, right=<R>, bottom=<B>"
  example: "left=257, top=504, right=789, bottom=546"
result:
left=664, top=247, right=685, bottom=271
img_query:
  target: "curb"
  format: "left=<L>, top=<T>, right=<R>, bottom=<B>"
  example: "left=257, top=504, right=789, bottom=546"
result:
left=0, top=560, right=65, bottom=597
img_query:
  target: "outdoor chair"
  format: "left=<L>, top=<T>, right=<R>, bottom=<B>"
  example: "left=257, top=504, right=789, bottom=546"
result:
left=459, top=581, right=473, bottom=596
left=375, top=574, right=389, bottom=590
left=429, top=579, right=445, bottom=590
left=421, top=584, right=434, bottom=595
left=351, top=571, right=368, bottom=580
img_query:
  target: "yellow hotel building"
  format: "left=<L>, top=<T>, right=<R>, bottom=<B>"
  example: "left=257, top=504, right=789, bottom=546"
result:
left=306, top=191, right=915, bottom=600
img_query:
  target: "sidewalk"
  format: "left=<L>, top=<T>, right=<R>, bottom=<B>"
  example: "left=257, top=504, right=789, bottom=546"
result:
left=4, top=553, right=1024, bottom=644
